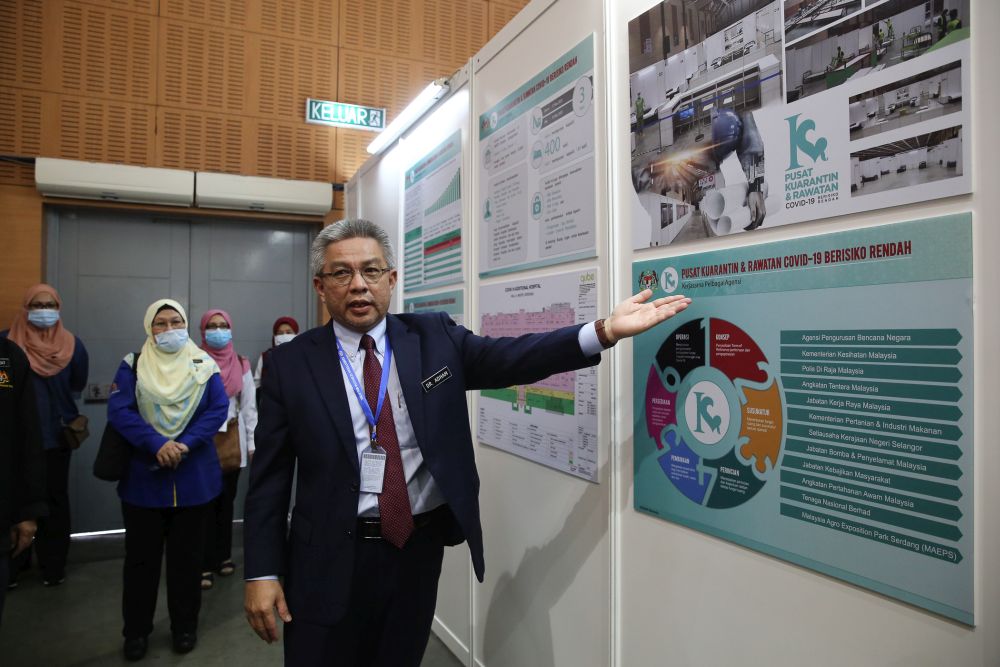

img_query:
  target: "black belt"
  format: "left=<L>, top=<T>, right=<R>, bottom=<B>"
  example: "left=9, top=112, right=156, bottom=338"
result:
left=355, top=504, right=449, bottom=541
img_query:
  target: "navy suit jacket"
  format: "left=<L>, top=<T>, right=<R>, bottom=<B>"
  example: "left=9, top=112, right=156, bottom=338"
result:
left=244, top=312, right=600, bottom=625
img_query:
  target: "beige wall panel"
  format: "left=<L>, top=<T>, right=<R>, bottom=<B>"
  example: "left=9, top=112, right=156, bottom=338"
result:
left=45, top=93, right=156, bottom=165
left=419, top=0, right=488, bottom=70
left=488, top=0, right=530, bottom=38
left=57, top=0, right=157, bottom=103
left=338, top=50, right=424, bottom=119
left=0, top=87, right=43, bottom=185
left=0, top=185, right=43, bottom=327
left=158, top=18, right=247, bottom=114
left=334, top=46, right=455, bottom=183
left=256, top=0, right=340, bottom=45
left=156, top=107, right=249, bottom=173
left=73, top=0, right=157, bottom=13
left=0, top=1, right=45, bottom=90
left=250, top=34, right=338, bottom=120
left=415, top=62, right=455, bottom=89
left=253, top=119, right=337, bottom=182
left=160, top=0, right=250, bottom=30
left=339, top=0, right=412, bottom=59
left=334, top=128, right=370, bottom=184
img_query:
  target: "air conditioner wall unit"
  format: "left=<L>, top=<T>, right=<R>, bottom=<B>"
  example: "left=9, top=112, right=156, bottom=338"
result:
left=35, top=158, right=195, bottom=206
left=196, top=172, right=332, bottom=216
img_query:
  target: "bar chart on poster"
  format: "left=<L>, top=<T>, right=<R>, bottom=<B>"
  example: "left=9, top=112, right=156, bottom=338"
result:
left=404, top=131, right=464, bottom=291
left=632, top=213, right=973, bottom=624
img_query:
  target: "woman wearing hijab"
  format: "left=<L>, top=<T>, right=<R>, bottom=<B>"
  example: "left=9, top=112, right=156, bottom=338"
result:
left=198, top=309, right=256, bottom=590
left=107, top=299, right=228, bottom=661
left=252, top=316, right=299, bottom=389
left=2, top=283, right=88, bottom=588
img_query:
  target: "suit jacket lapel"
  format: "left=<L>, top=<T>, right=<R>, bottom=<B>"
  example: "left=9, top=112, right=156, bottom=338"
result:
left=305, top=324, right=361, bottom=473
left=386, top=315, right=426, bottom=451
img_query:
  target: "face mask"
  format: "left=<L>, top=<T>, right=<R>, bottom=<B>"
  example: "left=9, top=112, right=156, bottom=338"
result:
left=27, top=309, right=60, bottom=328
left=155, top=328, right=189, bottom=354
left=274, top=333, right=296, bottom=346
left=205, top=329, right=233, bottom=349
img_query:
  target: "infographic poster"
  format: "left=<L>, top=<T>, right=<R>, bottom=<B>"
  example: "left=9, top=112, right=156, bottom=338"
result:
left=632, top=214, right=973, bottom=624
left=477, top=268, right=599, bottom=482
left=403, top=289, right=465, bottom=328
left=479, top=35, right=597, bottom=276
left=627, top=0, right=970, bottom=248
left=403, top=131, right=463, bottom=291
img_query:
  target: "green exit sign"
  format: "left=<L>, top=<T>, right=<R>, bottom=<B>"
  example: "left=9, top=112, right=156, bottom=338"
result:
left=306, top=98, right=386, bottom=131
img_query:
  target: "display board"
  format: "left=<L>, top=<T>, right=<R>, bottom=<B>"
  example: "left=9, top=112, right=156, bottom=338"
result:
left=402, top=288, right=465, bottom=328
left=632, top=214, right=973, bottom=624
left=477, top=268, right=600, bottom=481
left=628, top=0, right=971, bottom=248
left=478, top=35, right=597, bottom=276
left=403, top=130, right=463, bottom=291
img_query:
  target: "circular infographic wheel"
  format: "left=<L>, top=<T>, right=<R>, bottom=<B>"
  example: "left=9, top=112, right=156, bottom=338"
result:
left=643, top=317, right=783, bottom=508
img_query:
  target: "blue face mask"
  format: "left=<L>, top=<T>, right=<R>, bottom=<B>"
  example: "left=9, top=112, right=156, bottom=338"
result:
left=27, top=309, right=60, bottom=329
left=205, top=328, right=233, bottom=349
left=155, top=328, right=189, bottom=354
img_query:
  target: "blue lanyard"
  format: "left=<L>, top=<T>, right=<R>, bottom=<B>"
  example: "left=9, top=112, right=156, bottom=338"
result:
left=336, top=334, right=392, bottom=444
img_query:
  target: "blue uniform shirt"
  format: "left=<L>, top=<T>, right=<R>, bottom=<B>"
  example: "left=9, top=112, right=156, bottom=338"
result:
left=107, top=359, right=229, bottom=508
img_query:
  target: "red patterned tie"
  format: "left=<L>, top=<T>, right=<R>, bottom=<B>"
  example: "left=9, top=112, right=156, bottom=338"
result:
left=360, top=334, right=414, bottom=548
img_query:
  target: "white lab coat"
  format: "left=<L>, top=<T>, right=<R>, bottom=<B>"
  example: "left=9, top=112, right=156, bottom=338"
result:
left=218, top=367, right=257, bottom=468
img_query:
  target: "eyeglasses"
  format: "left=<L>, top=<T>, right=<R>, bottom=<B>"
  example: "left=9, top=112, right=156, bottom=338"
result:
left=151, top=317, right=185, bottom=331
left=317, top=267, right=391, bottom=286
left=204, top=323, right=231, bottom=330
left=27, top=302, right=59, bottom=310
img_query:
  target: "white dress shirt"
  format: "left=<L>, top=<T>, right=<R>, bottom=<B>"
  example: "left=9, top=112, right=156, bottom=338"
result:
left=331, top=318, right=447, bottom=517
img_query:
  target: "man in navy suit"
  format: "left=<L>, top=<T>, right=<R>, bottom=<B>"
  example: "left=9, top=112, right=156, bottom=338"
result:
left=244, top=219, right=690, bottom=665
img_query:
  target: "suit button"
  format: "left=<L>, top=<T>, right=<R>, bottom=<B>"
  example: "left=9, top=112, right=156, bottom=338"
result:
left=346, top=529, right=353, bottom=538
left=350, top=482, right=359, bottom=492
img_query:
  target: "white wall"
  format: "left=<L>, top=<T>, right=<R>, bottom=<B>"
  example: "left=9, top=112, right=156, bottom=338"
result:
left=344, top=0, right=1000, bottom=665
left=470, top=1, right=612, bottom=665
left=610, top=1, right=998, bottom=666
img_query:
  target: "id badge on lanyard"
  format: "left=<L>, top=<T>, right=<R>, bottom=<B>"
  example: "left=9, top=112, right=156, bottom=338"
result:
left=336, top=335, right=393, bottom=495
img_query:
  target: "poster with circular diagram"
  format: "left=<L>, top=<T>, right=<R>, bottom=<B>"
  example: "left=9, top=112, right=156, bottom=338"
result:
left=644, top=316, right=782, bottom=510
left=632, top=214, right=973, bottom=625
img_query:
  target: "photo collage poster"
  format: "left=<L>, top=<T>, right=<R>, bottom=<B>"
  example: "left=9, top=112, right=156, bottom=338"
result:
left=627, top=0, right=970, bottom=248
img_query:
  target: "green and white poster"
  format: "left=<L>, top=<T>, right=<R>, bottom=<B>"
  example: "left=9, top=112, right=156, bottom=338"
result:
left=404, top=131, right=463, bottom=292
left=478, top=35, right=596, bottom=276
left=632, top=214, right=973, bottom=624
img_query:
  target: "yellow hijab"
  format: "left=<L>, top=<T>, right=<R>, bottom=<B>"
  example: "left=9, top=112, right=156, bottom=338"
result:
left=133, top=299, right=218, bottom=437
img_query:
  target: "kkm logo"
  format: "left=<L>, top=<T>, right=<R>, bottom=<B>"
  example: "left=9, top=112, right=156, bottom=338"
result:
left=785, top=113, right=828, bottom=170
left=692, top=391, right=721, bottom=434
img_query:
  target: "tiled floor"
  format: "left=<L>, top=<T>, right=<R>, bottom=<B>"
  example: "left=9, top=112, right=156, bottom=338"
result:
left=0, top=527, right=464, bottom=666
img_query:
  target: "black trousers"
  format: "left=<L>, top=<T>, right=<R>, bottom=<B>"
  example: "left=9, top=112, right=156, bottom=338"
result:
left=203, top=468, right=240, bottom=571
left=283, top=518, right=447, bottom=667
left=36, top=448, right=72, bottom=581
left=121, top=500, right=210, bottom=639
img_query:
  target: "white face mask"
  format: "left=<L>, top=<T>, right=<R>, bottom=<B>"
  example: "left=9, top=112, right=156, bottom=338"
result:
left=155, top=328, right=189, bottom=353
left=274, top=333, right=296, bottom=346
left=27, top=309, right=60, bottom=328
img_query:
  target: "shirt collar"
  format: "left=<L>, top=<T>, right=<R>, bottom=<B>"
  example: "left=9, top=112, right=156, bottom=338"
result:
left=331, top=318, right=387, bottom=359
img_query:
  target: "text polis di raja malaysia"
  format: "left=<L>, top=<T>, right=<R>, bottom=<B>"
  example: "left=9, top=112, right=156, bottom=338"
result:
left=680, top=239, right=912, bottom=280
